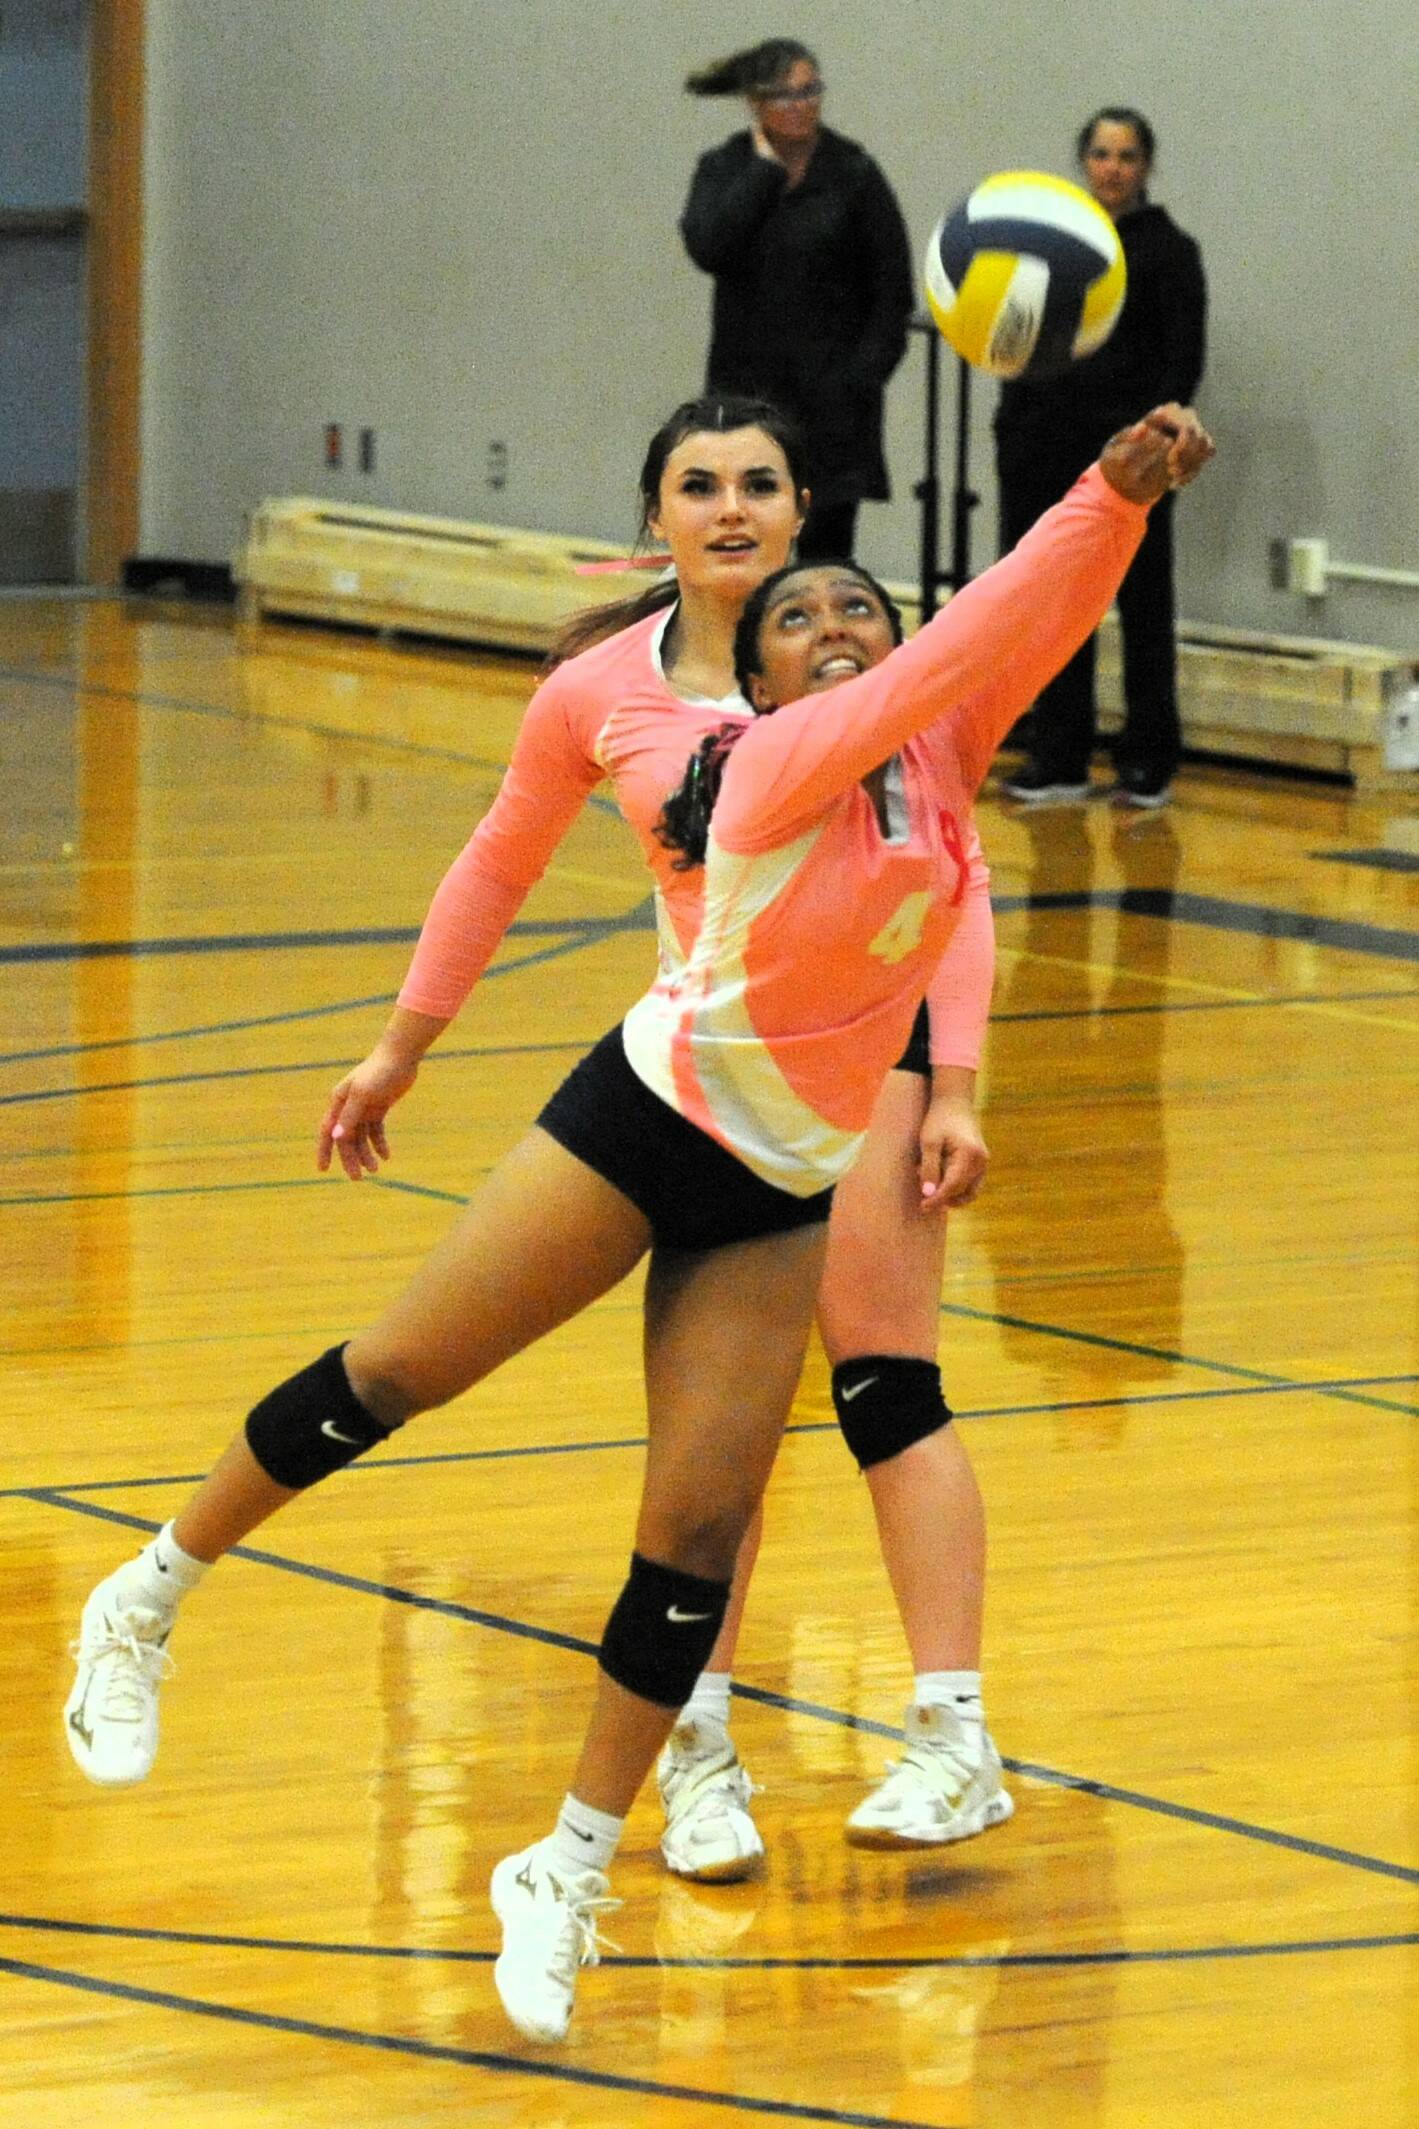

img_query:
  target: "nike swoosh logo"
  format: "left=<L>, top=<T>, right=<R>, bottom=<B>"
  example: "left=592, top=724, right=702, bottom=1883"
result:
left=568, top=1825, right=595, bottom=1842
left=666, top=1605, right=713, bottom=1623
left=68, top=1677, right=95, bottom=1750
left=839, top=1377, right=878, bottom=1402
left=321, top=1420, right=361, bottom=1444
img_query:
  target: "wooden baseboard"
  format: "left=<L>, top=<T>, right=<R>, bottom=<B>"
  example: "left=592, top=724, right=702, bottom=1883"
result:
left=122, top=557, right=237, bottom=601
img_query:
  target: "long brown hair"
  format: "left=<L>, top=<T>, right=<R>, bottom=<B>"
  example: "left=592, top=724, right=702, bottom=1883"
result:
left=543, top=395, right=807, bottom=672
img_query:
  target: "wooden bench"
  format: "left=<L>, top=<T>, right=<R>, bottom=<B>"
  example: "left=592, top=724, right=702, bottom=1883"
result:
left=1093, top=614, right=1416, bottom=791
left=235, top=499, right=1417, bottom=789
left=234, top=496, right=634, bottom=655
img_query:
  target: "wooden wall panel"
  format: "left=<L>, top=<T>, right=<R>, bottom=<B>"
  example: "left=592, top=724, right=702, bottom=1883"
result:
left=84, top=1, right=144, bottom=584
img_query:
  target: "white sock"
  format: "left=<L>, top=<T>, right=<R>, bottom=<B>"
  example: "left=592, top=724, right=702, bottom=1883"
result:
left=115, top=1521, right=210, bottom=1614
left=677, top=1670, right=733, bottom=1735
left=545, top=1794, right=623, bottom=1878
left=914, top=1669, right=985, bottom=1726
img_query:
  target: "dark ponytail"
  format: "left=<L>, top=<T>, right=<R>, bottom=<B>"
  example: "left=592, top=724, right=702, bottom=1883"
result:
left=544, top=577, right=678, bottom=673
left=685, top=38, right=817, bottom=96
left=544, top=394, right=807, bottom=673
left=654, top=723, right=747, bottom=871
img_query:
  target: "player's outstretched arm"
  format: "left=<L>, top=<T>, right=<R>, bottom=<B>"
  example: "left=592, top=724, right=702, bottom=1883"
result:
left=1100, top=403, right=1214, bottom=505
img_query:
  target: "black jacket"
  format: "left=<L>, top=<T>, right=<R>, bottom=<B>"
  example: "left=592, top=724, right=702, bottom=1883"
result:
left=994, top=201, right=1206, bottom=473
left=681, top=127, right=914, bottom=505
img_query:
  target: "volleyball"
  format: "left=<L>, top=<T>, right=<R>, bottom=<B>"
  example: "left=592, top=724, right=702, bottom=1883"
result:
left=923, top=171, right=1126, bottom=380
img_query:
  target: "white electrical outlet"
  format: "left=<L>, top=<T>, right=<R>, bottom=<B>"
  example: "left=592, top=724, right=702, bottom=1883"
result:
left=1383, top=677, right=1419, bottom=772
left=1288, top=538, right=1329, bottom=597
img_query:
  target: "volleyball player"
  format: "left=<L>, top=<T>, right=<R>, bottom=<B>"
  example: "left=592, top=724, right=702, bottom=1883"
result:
left=64, top=403, right=1213, bottom=2042
left=67, top=396, right=1012, bottom=1877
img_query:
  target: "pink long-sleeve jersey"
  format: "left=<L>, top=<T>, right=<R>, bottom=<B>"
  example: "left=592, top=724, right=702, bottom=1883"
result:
left=621, top=467, right=1147, bottom=1193
left=397, top=605, right=995, bottom=1069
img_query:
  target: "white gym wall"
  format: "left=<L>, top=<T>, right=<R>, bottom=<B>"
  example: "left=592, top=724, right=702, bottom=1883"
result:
left=137, top=1, right=1417, bottom=650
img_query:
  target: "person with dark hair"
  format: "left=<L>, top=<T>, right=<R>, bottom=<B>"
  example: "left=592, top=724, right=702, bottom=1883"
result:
left=330, top=397, right=1016, bottom=1882
left=66, top=398, right=1011, bottom=1875
left=62, top=396, right=1214, bottom=2044
left=997, top=109, right=1207, bottom=808
left=680, top=39, right=913, bottom=561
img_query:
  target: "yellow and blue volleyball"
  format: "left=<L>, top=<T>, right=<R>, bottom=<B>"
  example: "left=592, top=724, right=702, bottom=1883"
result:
left=924, top=171, right=1126, bottom=380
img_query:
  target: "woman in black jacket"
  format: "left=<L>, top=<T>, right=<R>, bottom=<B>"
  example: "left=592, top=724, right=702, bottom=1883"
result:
left=680, top=38, right=914, bottom=561
left=996, top=108, right=1207, bottom=806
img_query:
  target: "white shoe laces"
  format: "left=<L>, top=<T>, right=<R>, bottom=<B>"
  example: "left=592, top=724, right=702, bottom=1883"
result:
left=662, top=1746, right=757, bottom=1828
left=72, top=1617, right=174, bottom=1725
left=547, top=1884, right=622, bottom=1986
left=877, top=1731, right=976, bottom=1807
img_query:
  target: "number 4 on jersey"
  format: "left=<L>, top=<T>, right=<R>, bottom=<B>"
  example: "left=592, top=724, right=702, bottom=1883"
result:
left=868, top=891, right=932, bottom=965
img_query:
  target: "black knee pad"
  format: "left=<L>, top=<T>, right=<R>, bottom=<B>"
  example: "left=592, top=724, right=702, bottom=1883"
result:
left=598, top=1551, right=731, bottom=1709
left=832, top=1355, right=953, bottom=1470
left=244, top=1344, right=393, bottom=1489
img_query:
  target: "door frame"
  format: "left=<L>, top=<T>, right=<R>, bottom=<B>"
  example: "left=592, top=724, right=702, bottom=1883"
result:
left=85, top=0, right=143, bottom=585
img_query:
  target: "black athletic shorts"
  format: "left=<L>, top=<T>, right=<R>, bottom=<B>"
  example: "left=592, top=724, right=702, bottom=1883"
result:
left=893, top=1000, right=930, bottom=1077
left=537, top=1026, right=835, bottom=1253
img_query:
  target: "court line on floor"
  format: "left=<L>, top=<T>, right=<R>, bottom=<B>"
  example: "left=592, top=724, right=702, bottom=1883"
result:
left=4, top=894, right=1411, bottom=1116
left=2, top=1186, right=1412, bottom=1417
left=4, top=650, right=1410, bottom=964
left=992, top=888, right=1419, bottom=965
left=6, top=970, right=1413, bottom=1113
left=940, top=1304, right=1419, bottom=1417
left=2, top=927, right=425, bottom=968
left=0, top=898, right=651, bottom=1107
left=0, top=660, right=538, bottom=784
left=0, top=908, right=654, bottom=973
left=24, top=1490, right=1418, bottom=1889
left=0, top=1034, right=590, bottom=1110
left=0, top=915, right=654, bottom=1065
left=1312, top=848, right=1419, bottom=875
left=5, top=894, right=1415, bottom=977
left=0, top=992, right=402, bottom=1064
left=11, top=1164, right=1408, bottom=1418
left=4, top=1372, right=1414, bottom=1502
left=6, top=976, right=1416, bottom=1074
left=2, top=1911, right=1416, bottom=1971
left=0, top=1950, right=933, bottom=2129
left=0, top=1177, right=340, bottom=1208
left=991, top=982, right=1419, bottom=1025
left=962, top=1374, right=1419, bottom=1417
left=2, top=1373, right=1415, bottom=1499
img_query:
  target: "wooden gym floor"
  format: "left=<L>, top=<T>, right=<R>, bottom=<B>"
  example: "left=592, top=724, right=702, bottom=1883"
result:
left=1, top=593, right=1416, bottom=2127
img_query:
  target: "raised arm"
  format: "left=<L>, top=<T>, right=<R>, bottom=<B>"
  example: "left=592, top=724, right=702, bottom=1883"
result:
left=714, top=409, right=1212, bottom=853
left=317, top=668, right=606, bottom=1178
left=680, top=141, right=788, bottom=274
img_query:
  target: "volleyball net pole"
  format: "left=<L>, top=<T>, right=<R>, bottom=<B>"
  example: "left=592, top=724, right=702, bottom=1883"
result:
left=910, top=314, right=979, bottom=621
